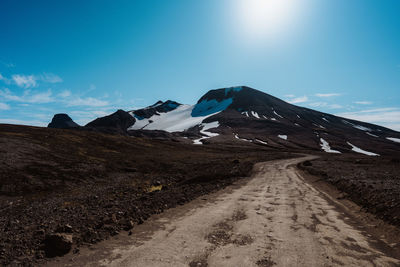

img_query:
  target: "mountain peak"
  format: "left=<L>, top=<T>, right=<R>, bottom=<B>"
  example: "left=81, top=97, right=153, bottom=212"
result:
left=85, top=109, right=135, bottom=134
left=48, top=114, right=79, bottom=129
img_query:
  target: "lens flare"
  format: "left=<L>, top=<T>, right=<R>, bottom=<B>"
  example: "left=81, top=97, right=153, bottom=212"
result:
left=232, top=0, right=301, bottom=44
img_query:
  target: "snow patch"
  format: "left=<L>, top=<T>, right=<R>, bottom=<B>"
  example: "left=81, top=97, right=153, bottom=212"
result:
left=251, top=111, right=260, bottom=119
left=366, top=132, right=379, bottom=138
left=320, top=138, right=341, bottom=154
left=270, top=118, right=277, bottom=121
left=241, top=111, right=249, bottom=117
left=296, top=115, right=300, bottom=119
left=278, top=135, right=287, bottom=140
left=129, top=104, right=219, bottom=132
left=387, top=137, right=400, bottom=143
left=193, top=121, right=220, bottom=145
left=322, top=117, right=329, bottom=122
left=342, top=120, right=372, bottom=132
left=273, top=110, right=283, bottom=118
left=255, top=139, right=268, bottom=145
left=313, top=123, right=326, bottom=129
left=347, top=142, right=379, bottom=156
left=234, top=133, right=252, bottom=142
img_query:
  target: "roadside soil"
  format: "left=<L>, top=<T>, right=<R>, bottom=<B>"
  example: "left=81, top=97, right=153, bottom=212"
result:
left=0, top=124, right=291, bottom=266
left=48, top=156, right=400, bottom=267
left=299, top=155, right=400, bottom=228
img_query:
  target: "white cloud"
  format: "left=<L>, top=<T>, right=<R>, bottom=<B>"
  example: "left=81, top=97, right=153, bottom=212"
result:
left=0, top=88, right=53, bottom=104
left=284, top=94, right=295, bottom=98
left=0, top=61, right=15, bottom=68
left=336, top=108, right=400, bottom=131
left=309, top=102, right=326, bottom=107
left=354, top=101, right=372, bottom=105
left=28, top=90, right=53, bottom=103
left=315, top=93, right=341, bottom=98
left=59, top=90, right=71, bottom=98
left=308, top=102, right=342, bottom=109
left=40, top=73, right=63, bottom=83
left=66, top=97, right=109, bottom=107
left=328, top=104, right=343, bottom=109
left=287, top=96, right=308, bottom=104
left=71, top=109, right=114, bottom=125
left=0, top=102, right=10, bottom=110
left=4, top=73, right=62, bottom=88
left=12, top=74, right=37, bottom=88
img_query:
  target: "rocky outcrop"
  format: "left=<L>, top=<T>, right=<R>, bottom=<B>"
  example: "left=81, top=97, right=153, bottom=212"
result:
left=44, top=233, right=73, bottom=257
left=48, top=114, right=79, bottom=129
left=85, top=109, right=135, bottom=134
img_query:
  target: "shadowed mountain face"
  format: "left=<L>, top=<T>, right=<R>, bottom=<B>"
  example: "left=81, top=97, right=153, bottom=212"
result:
left=48, top=86, right=400, bottom=156
left=85, top=109, right=135, bottom=134
left=48, top=114, right=79, bottom=129
left=197, top=86, right=400, bottom=155
left=130, top=100, right=182, bottom=119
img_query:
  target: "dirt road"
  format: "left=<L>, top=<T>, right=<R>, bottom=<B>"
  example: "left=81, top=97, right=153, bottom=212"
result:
left=52, top=156, right=400, bottom=266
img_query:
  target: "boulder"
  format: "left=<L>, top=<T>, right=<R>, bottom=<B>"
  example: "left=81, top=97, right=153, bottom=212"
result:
left=44, top=233, right=73, bottom=257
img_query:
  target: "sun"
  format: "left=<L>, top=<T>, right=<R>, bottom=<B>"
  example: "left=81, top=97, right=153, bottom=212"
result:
left=234, top=0, right=300, bottom=42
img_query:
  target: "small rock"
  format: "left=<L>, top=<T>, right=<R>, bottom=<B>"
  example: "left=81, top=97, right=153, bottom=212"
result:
left=44, top=233, right=73, bottom=257
left=111, top=214, right=118, bottom=223
left=123, top=220, right=134, bottom=231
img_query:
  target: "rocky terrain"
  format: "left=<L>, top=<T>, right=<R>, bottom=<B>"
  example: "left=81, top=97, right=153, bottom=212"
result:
left=299, top=155, right=400, bottom=228
left=2, top=86, right=400, bottom=265
left=0, top=124, right=291, bottom=266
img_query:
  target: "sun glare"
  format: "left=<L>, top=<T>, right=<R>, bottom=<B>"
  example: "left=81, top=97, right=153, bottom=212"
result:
left=233, top=0, right=301, bottom=44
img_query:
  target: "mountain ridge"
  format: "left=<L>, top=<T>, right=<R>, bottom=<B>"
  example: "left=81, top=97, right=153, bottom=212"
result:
left=47, top=86, right=400, bottom=156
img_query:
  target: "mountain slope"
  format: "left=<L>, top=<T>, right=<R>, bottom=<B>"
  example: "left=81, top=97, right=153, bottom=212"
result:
left=126, top=86, right=400, bottom=155
left=85, top=109, right=135, bottom=134
left=49, top=86, right=400, bottom=155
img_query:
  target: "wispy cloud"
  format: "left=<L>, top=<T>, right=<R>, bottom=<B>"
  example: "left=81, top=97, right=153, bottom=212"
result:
left=12, top=74, right=37, bottom=88
left=0, top=60, right=15, bottom=68
left=308, top=102, right=342, bottom=109
left=0, top=88, right=54, bottom=104
left=66, top=97, right=109, bottom=107
left=315, top=93, right=341, bottom=98
left=58, top=90, right=71, bottom=98
left=1, top=73, right=62, bottom=88
left=0, top=102, right=10, bottom=110
left=354, top=101, right=372, bottom=105
left=336, top=108, right=400, bottom=131
left=40, top=73, right=63, bottom=83
left=287, top=96, right=308, bottom=104
left=284, top=94, right=295, bottom=98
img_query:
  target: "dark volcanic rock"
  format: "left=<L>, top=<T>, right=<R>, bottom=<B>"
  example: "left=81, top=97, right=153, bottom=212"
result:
left=48, top=114, right=79, bottom=129
left=44, top=233, right=73, bottom=257
left=198, top=86, right=400, bottom=156
left=85, top=109, right=135, bottom=134
left=131, top=100, right=181, bottom=119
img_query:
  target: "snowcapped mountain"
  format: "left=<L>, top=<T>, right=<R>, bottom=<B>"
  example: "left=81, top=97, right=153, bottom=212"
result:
left=48, top=86, right=400, bottom=156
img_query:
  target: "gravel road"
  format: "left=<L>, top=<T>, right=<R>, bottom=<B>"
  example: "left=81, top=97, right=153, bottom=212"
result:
left=50, top=156, right=400, bottom=267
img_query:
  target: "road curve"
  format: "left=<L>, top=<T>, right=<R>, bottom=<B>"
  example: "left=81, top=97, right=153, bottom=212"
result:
left=54, top=156, right=400, bottom=267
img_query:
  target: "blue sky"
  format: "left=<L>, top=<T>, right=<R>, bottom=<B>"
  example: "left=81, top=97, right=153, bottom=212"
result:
left=0, top=0, right=399, bottom=129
